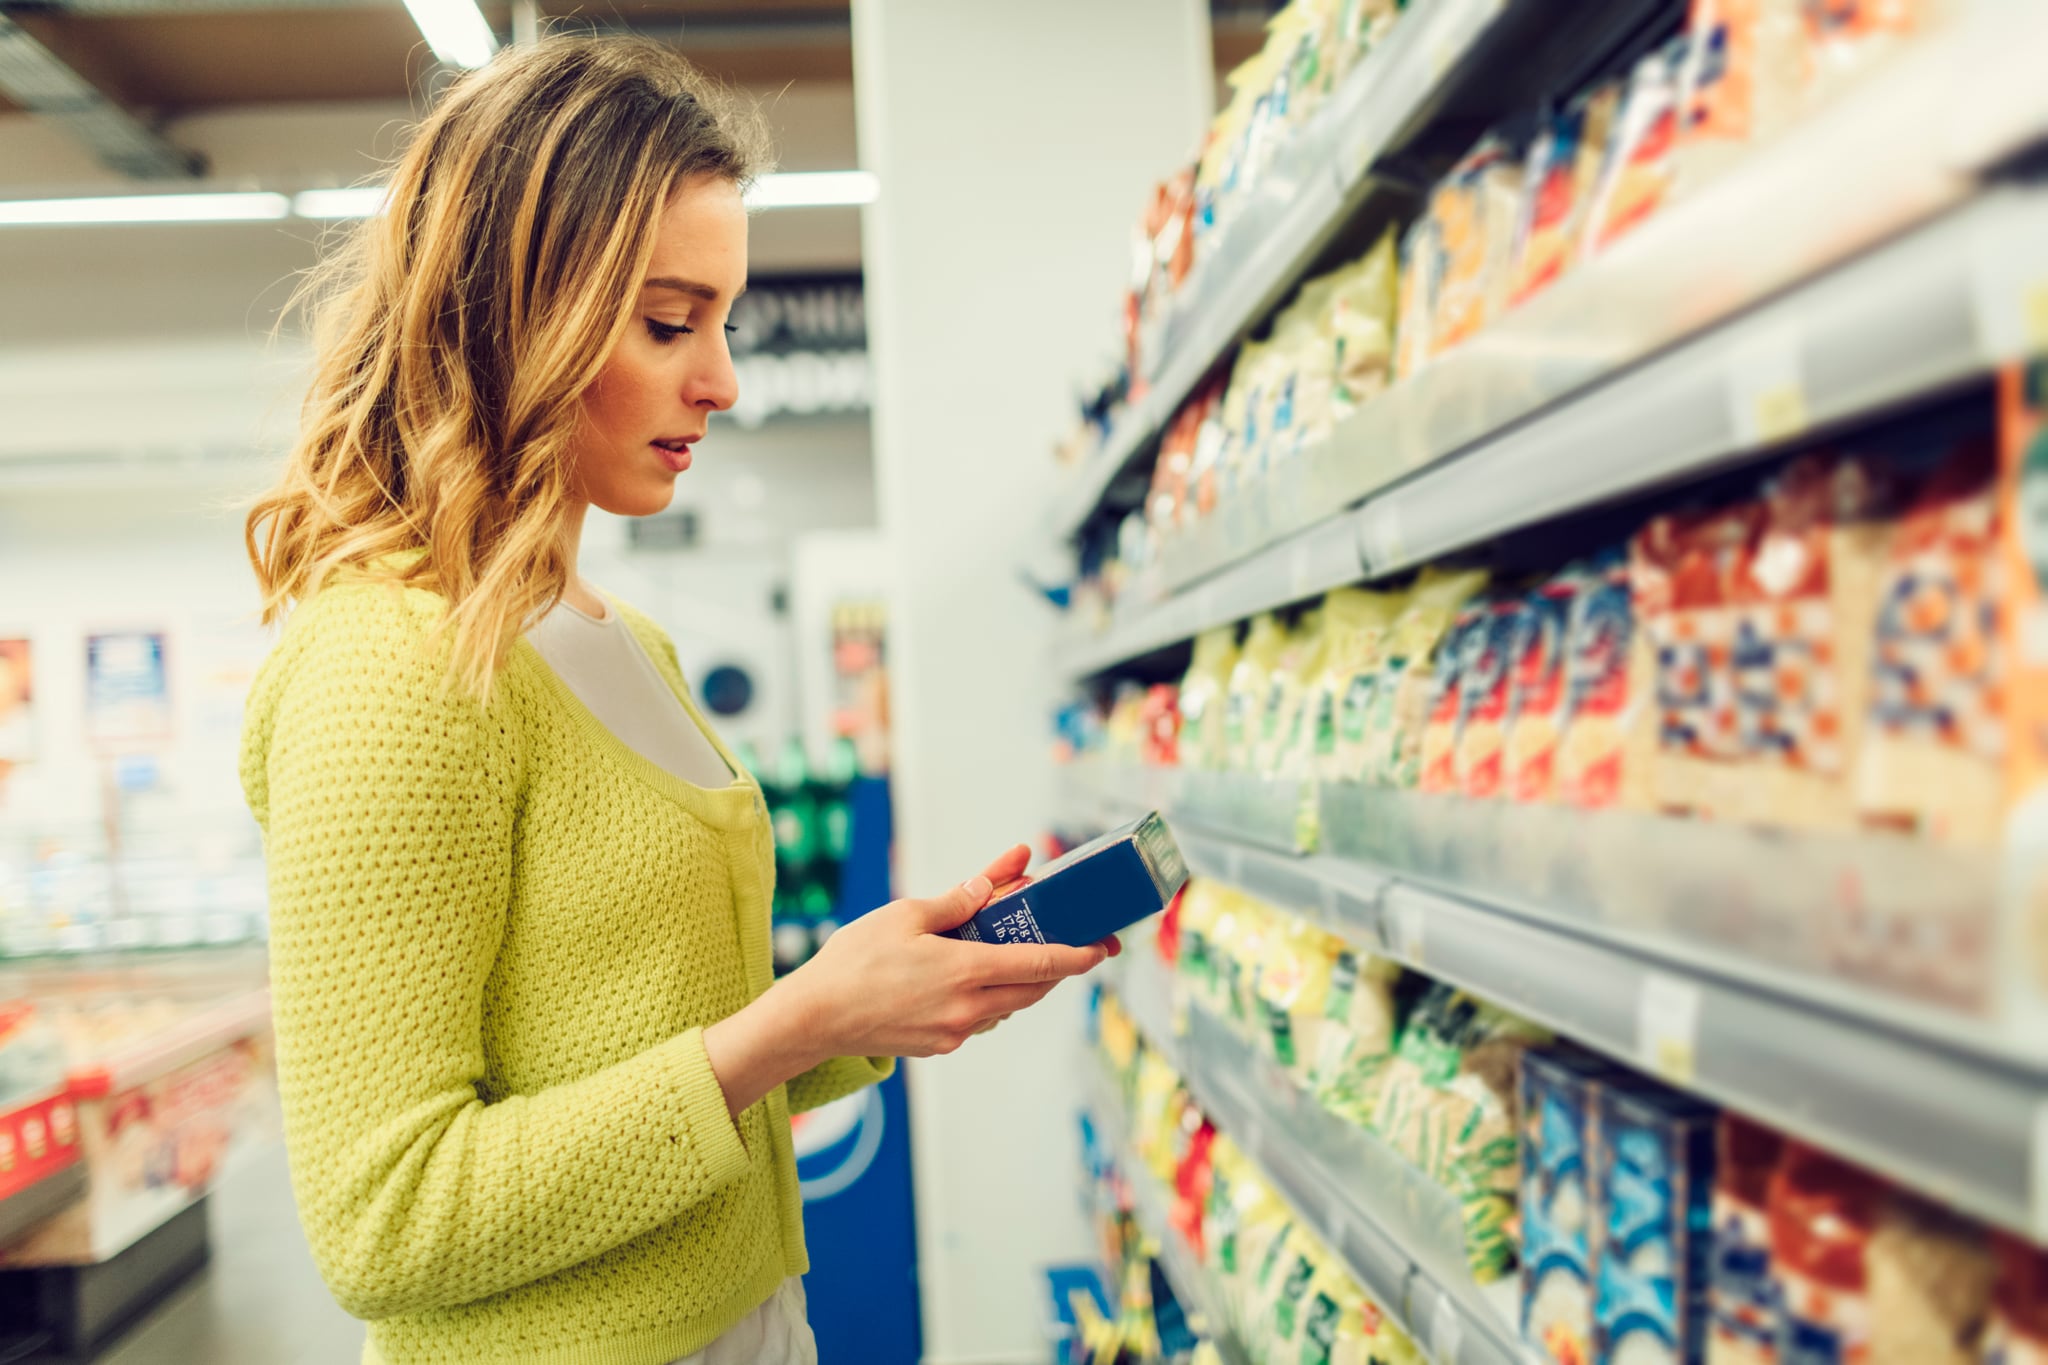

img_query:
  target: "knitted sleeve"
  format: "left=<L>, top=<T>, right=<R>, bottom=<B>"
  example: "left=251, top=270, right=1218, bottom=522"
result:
left=784, top=1055, right=895, bottom=1114
left=248, top=588, right=752, bottom=1320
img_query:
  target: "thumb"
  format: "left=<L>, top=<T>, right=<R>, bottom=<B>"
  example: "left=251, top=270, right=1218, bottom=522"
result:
left=911, top=874, right=993, bottom=935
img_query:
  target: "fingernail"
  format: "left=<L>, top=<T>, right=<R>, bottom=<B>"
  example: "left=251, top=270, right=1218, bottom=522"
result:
left=963, top=875, right=992, bottom=902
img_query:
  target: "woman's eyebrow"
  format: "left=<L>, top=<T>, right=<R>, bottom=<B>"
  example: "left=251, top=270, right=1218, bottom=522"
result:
left=642, top=276, right=747, bottom=303
left=643, top=276, right=721, bottom=301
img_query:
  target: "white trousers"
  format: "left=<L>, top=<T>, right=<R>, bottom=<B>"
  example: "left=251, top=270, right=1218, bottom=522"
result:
left=667, top=1277, right=816, bottom=1365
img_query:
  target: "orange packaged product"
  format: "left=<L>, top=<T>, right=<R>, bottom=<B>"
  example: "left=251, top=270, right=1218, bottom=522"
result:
left=1727, top=455, right=1894, bottom=831
left=1418, top=595, right=1495, bottom=795
left=1583, top=37, right=1688, bottom=258
left=1429, top=136, right=1525, bottom=358
left=1677, top=0, right=1807, bottom=189
left=1856, top=431, right=2002, bottom=845
left=1634, top=502, right=1763, bottom=818
left=1767, top=1143, right=1882, bottom=1365
left=1454, top=593, right=1524, bottom=800
left=1504, top=569, right=1584, bottom=804
left=1509, top=83, right=1621, bottom=308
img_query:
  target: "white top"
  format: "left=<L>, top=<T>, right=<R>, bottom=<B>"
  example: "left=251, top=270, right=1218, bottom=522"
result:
left=526, top=593, right=735, bottom=791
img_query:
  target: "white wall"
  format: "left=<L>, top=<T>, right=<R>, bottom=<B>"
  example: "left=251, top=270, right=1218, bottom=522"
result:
left=851, top=1, right=1212, bottom=1360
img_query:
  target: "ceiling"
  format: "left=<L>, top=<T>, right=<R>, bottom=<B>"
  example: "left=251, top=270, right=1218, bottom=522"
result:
left=0, top=0, right=1269, bottom=121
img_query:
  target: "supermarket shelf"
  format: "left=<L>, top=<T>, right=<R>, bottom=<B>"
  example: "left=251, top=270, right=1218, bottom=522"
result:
left=1057, top=180, right=2048, bottom=681
left=0, top=1160, right=86, bottom=1249
left=1084, top=1066, right=1254, bottom=1365
left=1066, top=766, right=2048, bottom=1240
left=1108, top=951, right=1523, bottom=1365
left=66, top=987, right=271, bottom=1099
left=1040, top=0, right=1514, bottom=545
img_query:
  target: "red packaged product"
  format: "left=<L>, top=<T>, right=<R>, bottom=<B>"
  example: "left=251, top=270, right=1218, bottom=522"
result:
left=1768, top=1142, right=1882, bottom=1364
left=1984, top=1232, right=2048, bottom=1363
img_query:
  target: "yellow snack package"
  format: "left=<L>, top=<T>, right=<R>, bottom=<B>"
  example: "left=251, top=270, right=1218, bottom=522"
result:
left=1180, top=626, right=1243, bottom=772
left=1309, top=945, right=1404, bottom=1122
left=1226, top=613, right=1289, bottom=772
left=1256, top=912, right=1343, bottom=1082
left=1322, top=586, right=1411, bottom=783
left=1327, top=227, right=1400, bottom=417
left=1174, top=877, right=1229, bottom=1010
left=1429, top=135, right=1526, bottom=358
left=1361, top=568, right=1491, bottom=787
left=1260, top=608, right=1330, bottom=777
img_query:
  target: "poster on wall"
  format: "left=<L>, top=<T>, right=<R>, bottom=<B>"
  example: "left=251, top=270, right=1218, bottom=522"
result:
left=84, top=632, right=172, bottom=747
left=0, top=637, right=33, bottom=765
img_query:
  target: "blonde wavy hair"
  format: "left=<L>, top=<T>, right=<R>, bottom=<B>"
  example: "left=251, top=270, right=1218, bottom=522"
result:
left=247, top=34, right=770, bottom=698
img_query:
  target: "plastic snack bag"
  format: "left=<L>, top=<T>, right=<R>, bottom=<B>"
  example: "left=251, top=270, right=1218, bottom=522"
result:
left=1430, top=135, right=1527, bottom=358
left=1557, top=548, right=1654, bottom=810
left=1505, top=567, right=1587, bottom=804
left=1768, top=1143, right=1882, bottom=1364
left=1181, top=626, right=1243, bottom=771
left=1633, top=502, right=1763, bottom=819
left=1707, top=1114, right=1785, bottom=1365
left=1373, top=983, right=1549, bottom=1280
left=1867, top=1188, right=1995, bottom=1365
left=1229, top=616, right=1292, bottom=774
left=1456, top=590, right=1527, bottom=800
left=1983, top=1233, right=2048, bottom=1365
left=1583, top=37, right=1690, bottom=258
left=1729, top=454, right=1895, bottom=831
left=1363, top=568, right=1492, bottom=788
left=1259, top=608, right=1330, bottom=777
left=1311, top=947, right=1407, bottom=1127
left=1676, top=0, right=1807, bottom=190
left=1509, top=85, right=1621, bottom=307
left=1420, top=594, right=1498, bottom=795
left=1316, top=586, right=1409, bottom=782
left=1327, top=227, right=1400, bottom=416
left=1394, top=211, right=1444, bottom=382
left=1856, top=431, right=2003, bottom=844
left=1803, top=0, right=1920, bottom=112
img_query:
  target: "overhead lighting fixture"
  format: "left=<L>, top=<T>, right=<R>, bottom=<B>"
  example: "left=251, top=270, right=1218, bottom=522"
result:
left=293, top=186, right=390, bottom=220
left=401, top=0, right=498, bottom=69
left=0, top=192, right=292, bottom=227
left=745, top=171, right=880, bottom=211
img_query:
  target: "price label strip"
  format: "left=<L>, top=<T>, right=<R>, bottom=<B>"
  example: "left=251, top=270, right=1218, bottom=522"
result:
left=1385, top=897, right=1426, bottom=966
left=1726, top=325, right=1809, bottom=448
left=1636, top=972, right=1703, bottom=1086
left=1428, top=1289, right=1464, bottom=1364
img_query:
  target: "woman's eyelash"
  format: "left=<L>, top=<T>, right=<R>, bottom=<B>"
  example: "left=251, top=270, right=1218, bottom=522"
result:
left=645, top=319, right=691, bottom=343
left=724, top=324, right=737, bottom=335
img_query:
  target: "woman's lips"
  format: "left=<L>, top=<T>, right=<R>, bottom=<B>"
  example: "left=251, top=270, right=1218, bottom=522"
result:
left=651, top=441, right=693, bottom=472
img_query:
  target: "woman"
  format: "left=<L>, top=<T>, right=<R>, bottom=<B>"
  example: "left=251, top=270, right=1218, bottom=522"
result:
left=239, top=35, right=1112, bottom=1365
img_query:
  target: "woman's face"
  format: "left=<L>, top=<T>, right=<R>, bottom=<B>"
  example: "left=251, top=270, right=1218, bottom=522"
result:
left=571, top=174, right=748, bottom=518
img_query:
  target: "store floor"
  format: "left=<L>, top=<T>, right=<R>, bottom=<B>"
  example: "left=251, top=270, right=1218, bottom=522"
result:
left=99, top=1144, right=361, bottom=1365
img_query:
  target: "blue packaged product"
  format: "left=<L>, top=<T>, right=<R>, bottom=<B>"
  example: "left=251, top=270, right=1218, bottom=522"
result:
left=1596, top=1083, right=1719, bottom=1365
left=943, top=812, right=1187, bottom=947
left=1521, top=1048, right=1621, bottom=1365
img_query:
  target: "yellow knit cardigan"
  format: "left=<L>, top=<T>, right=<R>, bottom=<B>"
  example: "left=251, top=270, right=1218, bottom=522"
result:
left=239, top=576, right=892, bottom=1365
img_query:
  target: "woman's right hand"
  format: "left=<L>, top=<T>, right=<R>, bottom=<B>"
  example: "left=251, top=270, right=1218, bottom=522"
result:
left=786, top=844, right=1112, bottom=1059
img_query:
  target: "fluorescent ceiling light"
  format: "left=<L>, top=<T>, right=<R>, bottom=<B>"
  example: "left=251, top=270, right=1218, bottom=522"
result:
left=745, top=171, right=879, bottom=211
left=402, top=0, right=497, bottom=69
left=293, top=186, right=390, bottom=220
left=0, top=192, right=291, bottom=226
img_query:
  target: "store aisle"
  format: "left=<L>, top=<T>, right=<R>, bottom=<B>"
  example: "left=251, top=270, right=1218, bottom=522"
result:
left=98, top=1145, right=360, bottom=1365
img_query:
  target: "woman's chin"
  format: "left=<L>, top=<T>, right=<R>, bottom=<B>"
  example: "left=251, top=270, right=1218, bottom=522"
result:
left=596, top=482, right=679, bottom=521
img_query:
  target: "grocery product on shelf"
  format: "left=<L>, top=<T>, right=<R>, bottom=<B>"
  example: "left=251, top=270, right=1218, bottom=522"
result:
left=1867, top=1189, right=1996, bottom=1365
left=1426, top=135, right=1527, bottom=361
left=1509, top=83, right=1622, bottom=307
left=1521, top=1048, right=1624, bottom=1365
left=1767, top=1142, right=1881, bottom=1365
left=1582, top=36, right=1690, bottom=258
left=1707, top=1114, right=1784, bottom=1365
left=1593, top=1083, right=1717, bottom=1365
left=1223, top=614, right=1289, bottom=773
left=1985, top=1233, right=2048, bottom=1364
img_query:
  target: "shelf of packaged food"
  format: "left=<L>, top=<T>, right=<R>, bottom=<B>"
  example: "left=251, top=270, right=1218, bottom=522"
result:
left=63, top=986, right=271, bottom=1100
left=1083, top=1063, right=1255, bottom=1365
left=1040, top=0, right=1518, bottom=547
left=1071, top=772, right=2048, bottom=1241
left=0, top=1084, right=88, bottom=1250
left=1057, top=175, right=2048, bottom=682
left=1105, top=950, right=1524, bottom=1365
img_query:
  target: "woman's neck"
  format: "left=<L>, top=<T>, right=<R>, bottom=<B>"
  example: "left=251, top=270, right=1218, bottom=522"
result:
left=557, top=499, right=605, bottom=616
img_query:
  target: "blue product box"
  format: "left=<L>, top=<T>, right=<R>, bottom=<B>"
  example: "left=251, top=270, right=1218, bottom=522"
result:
left=1595, top=1083, right=1718, bottom=1365
left=943, top=812, right=1187, bottom=947
left=1521, top=1048, right=1621, bottom=1365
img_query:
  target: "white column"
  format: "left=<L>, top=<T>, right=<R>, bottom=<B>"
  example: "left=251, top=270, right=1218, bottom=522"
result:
left=851, top=2, right=1212, bottom=1360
